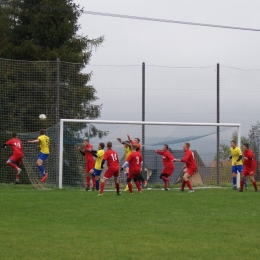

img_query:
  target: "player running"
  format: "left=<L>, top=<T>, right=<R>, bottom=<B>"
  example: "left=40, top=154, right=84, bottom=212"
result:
left=28, top=129, right=50, bottom=182
left=155, top=144, right=175, bottom=191
left=89, top=142, right=105, bottom=191
left=122, top=144, right=143, bottom=194
left=77, top=139, right=95, bottom=191
left=228, top=140, right=247, bottom=190
left=174, top=142, right=197, bottom=193
left=98, top=142, right=121, bottom=196
left=239, top=143, right=258, bottom=192
left=4, top=132, right=23, bottom=183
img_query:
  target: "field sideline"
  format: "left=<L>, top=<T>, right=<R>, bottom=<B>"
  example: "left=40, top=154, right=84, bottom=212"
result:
left=0, top=185, right=260, bottom=260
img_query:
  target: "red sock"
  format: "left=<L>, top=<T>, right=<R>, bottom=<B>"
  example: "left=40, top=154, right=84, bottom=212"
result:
left=135, top=181, right=141, bottom=192
left=164, top=180, right=168, bottom=189
left=162, top=176, right=169, bottom=182
left=115, top=182, right=120, bottom=193
left=92, top=176, right=96, bottom=188
left=128, top=182, right=133, bottom=193
left=252, top=180, right=258, bottom=190
left=7, top=161, right=18, bottom=171
left=100, top=181, right=105, bottom=194
left=15, top=174, right=20, bottom=179
left=240, top=180, right=244, bottom=191
left=186, top=180, right=193, bottom=190
left=181, top=180, right=186, bottom=190
left=86, top=176, right=90, bottom=188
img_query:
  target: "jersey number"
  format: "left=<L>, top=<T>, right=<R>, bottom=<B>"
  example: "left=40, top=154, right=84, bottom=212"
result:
left=14, top=142, right=21, bottom=148
left=136, top=156, right=140, bottom=164
left=111, top=153, right=118, bottom=162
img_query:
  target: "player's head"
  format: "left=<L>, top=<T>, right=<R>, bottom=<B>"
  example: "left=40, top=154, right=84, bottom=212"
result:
left=83, top=139, right=89, bottom=145
left=133, top=138, right=140, bottom=144
left=39, top=129, right=45, bottom=135
left=163, top=144, right=169, bottom=151
left=131, top=144, right=137, bottom=151
left=107, top=141, right=112, bottom=149
left=230, top=140, right=236, bottom=148
left=12, top=132, right=18, bottom=138
left=99, top=142, right=105, bottom=150
left=183, top=142, right=190, bottom=151
left=242, top=143, right=249, bottom=151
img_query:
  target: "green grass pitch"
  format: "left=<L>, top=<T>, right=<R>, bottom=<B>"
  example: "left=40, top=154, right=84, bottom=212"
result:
left=0, top=185, right=260, bottom=260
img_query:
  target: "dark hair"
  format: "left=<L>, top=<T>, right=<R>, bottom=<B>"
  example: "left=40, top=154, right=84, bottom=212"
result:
left=84, top=139, right=89, bottom=142
left=243, top=143, right=249, bottom=149
left=131, top=144, right=137, bottom=150
left=135, top=138, right=140, bottom=143
left=231, top=140, right=237, bottom=145
left=12, top=132, right=17, bottom=138
left=107, top=141, right=112, bottom=148
left=185, top=142, right=190, bottom=148
left=39, top=129, right=45, bottom=135
left=164, top=144, right=169, bottom=150
left=99, top=142, right=105, bottom=149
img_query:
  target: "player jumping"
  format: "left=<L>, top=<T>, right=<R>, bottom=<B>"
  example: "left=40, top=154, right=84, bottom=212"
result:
left=28, top=129, right=50, bottom=182
left=174, top=142, right=197, bottom=193
left=4, top=132, right=23, bottom=184
left=239, top=143, right=258, bottom=192
left=155, top=144, right=175, bottom=191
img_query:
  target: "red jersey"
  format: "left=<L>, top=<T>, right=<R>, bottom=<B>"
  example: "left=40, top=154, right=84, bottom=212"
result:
left=156, top=150, right=174, bottom=167
left=127, top=151, right=143, bottom=174
left=243, top=149, right=256, bottom=171
left=5, top=138, right=23, bottom=156
left=84, top=143, right=94, bottom=164
left=181, top=149, right=197, bottom=170
left=103, top=149, right=120, bottom=169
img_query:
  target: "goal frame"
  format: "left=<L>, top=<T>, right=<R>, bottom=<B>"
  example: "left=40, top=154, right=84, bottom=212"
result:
left=59, top=119, right=241, bottom=189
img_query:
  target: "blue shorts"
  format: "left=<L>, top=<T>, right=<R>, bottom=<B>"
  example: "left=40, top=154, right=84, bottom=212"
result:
left=124, top=162, right=129, bottom=168
left=38, top=152, right=49, bottom=161
left=232, top=165, right=243, bottom=173
left=93, top=168, right=102, bottom=177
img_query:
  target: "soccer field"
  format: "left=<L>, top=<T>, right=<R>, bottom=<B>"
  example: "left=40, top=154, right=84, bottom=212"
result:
left=0, top=186, right=259, bottom=260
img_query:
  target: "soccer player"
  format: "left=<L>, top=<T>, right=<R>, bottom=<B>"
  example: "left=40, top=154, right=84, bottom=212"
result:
left=4, top=132, right=23, bottom=183
left=77, top=139, right=95, bottom=191
left=122, top=144, right=143, bottom=194
left=228, top=140, right=247, bottom=190
left=89, top=142, right=105, bottom=191
left=127, top=134, right=147, bottom=187
left=239, top=143, right=258, bottom=192
left=98, top=142, right=121, bottom=196
left=155, top=144, right=175, bottom=191
left=174, top=142, right=197, bottom=193
left=28, top=129, right=50, bottom=182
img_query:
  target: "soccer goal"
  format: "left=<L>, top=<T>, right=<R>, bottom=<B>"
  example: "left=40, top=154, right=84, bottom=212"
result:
left=58, top=119, right=241, bottom=190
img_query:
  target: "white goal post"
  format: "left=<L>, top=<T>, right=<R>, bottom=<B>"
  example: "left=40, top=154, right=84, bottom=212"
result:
left=58, top=119, right=241, bottom=189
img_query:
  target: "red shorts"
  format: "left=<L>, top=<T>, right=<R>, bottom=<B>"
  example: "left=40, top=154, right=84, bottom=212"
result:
left=86, top=162, right=95, bottom=173
left=9, top=154, right=23, bottom=165
left=243, top=167, right=255, bottom=176
left=162, top=165, right=174, bottom=176
left=128, top=172, right=140, bottom=180
left=186, top=167, right=197, bottom=176
left=103, top=167, right=119, bottom=179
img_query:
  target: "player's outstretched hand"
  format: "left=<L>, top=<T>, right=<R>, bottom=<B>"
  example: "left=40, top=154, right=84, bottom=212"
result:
left=117, top=138, right=122, bottom=142
left=77, top=146, right=81, bottom=150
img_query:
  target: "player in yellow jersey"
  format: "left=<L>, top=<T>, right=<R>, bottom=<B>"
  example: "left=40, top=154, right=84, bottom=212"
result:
left=228, top=140, right=247, bottom=190
left=89, top=142, right=105, bottom=191
left=28, top=129, right=50, bottom=182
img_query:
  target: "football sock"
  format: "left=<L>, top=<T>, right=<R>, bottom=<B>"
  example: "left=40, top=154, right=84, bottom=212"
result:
left=100, top=181, right=105, bottom=194
left=38, top=165, right=45, bottom=175
left=181, top=180, right=186, bottom=190
left=240, top=180, right=244, bottom=191
left=244, top=178, right=247, bottom=187
left=164, top=180, right=168, bottom=189
left=252, top=180, right=258, bottom=190
left=15, top=174, right=20, bottom=179
left=7, top=161, right=18, bottom=170
left=115, top=182, right=120, bottom=193
left=128, top=182, right=133, bottom=193
left=86, top=176, right=90, bottom=188
left=92, top=176, right=96, bottom=188
left=186, top=180, right=193, bottom=190
left=135, top=181, right=141, bottom=192
left=232, top=176, right=236, bottom=187
left=96, top=179, right=100, bottom=191
left=162, top=176, right=169, bottom=182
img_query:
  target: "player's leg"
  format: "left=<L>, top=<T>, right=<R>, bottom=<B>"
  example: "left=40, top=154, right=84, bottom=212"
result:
left=85, top=164, right=92, bottom=190
left=249, top=174, right=258, bottom=192
left=127, top=176, right=133, bottom=194
left=134, top=176, right=142, bottom=193
left=160, top=173, right=169, bottom=190
left=37, top=153, right=49, bottom=182
left=239, top=173, right=246, bottom=192
left=94, top=169, right=102, bottom=191
left=114, top=170, right=120, bottom=195
left=98, top=177, right=107, bottom=195
left=231, top=166, right=237, bottom=189
left=138, top=173, right=147, bottom=187
left=124, top=165, right=130, bottom=191
left=184, top=170, right=195, bottom=192
left=180, top=168, right=187, bottom=191
left=6, top=156, right=22, bottom=183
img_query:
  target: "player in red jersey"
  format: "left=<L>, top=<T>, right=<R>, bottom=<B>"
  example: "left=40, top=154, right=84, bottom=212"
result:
left=155, top=144, right=175, bottom=191
left=122, top=144, right=143, bottom=194
left=3, top=132, right=23, bottom=183
left=239, top=143, right=258, bottom=192
left=174, top=142, right=197, bottom=193
left=77, top=139, right=95, bottom=191
left=98, top=142, right=121, bottom=196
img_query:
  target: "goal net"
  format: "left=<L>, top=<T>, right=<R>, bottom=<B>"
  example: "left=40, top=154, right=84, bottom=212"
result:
left=57, top=120, right=241, bottom=190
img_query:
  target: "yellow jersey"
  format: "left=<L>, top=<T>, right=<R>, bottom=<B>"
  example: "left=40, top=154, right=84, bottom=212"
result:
left=230, top=147, right=242, bottom=166
left=95, top=149, right=105, bottom=170
left=125, top=146, right=131, bottom=160
left=38, top=135, right=50, bottom=154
